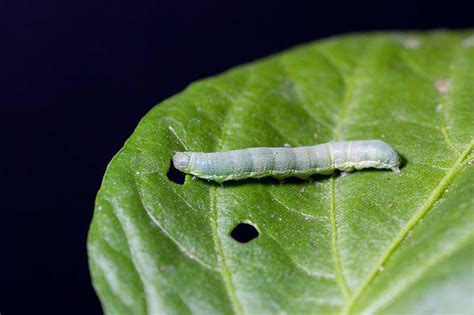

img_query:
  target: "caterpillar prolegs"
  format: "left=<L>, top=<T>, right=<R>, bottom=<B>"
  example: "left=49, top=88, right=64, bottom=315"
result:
left=172, top=140, right=401, bottom=183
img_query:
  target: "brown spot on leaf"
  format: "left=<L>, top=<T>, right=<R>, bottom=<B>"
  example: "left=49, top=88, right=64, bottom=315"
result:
left=434, top=79, right=451, bottom=95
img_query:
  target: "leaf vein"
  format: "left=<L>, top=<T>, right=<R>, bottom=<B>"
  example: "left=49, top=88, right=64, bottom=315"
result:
left=327, top=39, right=380, bottom=301
left=210, top=186, right=244, bottom=315
left=367, top=233, right=474, bottom=314
left=398, top=41, right=462, bottom=156
left=271, top=194, right=322, bottom=221
left=134, top=180, right=218, bottom=271
left=266, top=233, right=337, bottom=280
left=207, top=72, right=252, bottom=315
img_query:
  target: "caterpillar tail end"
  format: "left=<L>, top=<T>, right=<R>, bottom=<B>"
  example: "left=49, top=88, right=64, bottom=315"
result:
left=172, top=152, right=191, bottom=173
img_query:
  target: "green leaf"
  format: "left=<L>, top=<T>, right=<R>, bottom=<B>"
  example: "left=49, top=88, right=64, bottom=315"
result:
left=88, top=31, right=474, bottom=315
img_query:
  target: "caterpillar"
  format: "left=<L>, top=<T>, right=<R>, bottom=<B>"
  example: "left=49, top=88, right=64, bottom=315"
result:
left=172, top=140, right=401, bottom=183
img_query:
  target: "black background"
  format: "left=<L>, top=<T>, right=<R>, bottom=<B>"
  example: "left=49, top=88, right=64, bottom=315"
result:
left=1, top=0, right=472, bottom=314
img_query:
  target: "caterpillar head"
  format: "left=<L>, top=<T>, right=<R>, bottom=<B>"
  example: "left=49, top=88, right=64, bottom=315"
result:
left=368, top=140, right=401, bottom=169
left=172, top=152, right=191, bottom=172
left=388, top=150, right=401, bottom=167
left=380, top=142, right=401, bottom=172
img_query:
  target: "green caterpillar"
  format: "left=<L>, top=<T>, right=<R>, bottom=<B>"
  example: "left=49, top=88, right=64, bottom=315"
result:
left=172, top=140, right=401, bottom=183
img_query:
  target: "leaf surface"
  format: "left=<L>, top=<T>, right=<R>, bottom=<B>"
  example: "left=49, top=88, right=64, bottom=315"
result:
left=88, top=31, right=474, bottom=315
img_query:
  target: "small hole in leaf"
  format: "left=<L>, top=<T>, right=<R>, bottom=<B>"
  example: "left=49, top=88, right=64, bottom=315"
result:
left=167, top=159, right=185, bottom=185
left=230, top=223, right=259, bottom=243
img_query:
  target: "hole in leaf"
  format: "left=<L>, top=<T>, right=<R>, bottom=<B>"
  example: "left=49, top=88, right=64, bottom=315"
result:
left=167, top=159, right=185, bottom=185
left=230, top=223, right=259, bottom=243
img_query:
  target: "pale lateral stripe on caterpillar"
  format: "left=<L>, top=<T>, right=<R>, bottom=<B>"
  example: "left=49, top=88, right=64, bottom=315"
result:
left=172, top=140, right=401, bottom=182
